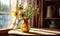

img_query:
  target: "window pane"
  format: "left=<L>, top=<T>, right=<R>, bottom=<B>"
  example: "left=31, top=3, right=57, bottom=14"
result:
left=2, top=15, right=8, bottom=20
left=0, top=20, right=4, bottom=28
left=4, top=20, right=11, bottom=28
left=0, top=15, right=12, bottom=28
left=0, top=15, right=11, bottom=20
left=0, top=0, right=10, bottom=12
left=0, top=0, right=11, bottom=29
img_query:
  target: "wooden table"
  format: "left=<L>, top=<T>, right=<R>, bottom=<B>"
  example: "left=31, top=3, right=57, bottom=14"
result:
left=8, top=28, right=60, bottom=36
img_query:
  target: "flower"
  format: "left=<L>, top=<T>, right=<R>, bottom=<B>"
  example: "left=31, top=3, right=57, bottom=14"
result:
left=12, top=4, right=37, bottom=23
left=19, top=12, right=26, bottom=19
left=18, top=5, right=23, bottom=10
left=12, top=11, right=18, bottom=17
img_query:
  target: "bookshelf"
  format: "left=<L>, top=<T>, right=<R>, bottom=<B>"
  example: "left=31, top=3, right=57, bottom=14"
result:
left=38, top=0, right=60, bottom=29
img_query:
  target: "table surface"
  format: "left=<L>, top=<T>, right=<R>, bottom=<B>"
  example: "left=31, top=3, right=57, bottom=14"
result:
left=8, top=28, right=60, bottom=35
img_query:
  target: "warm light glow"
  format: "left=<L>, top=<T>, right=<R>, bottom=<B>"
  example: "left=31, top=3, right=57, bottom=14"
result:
left=8, top=29, right=36, bottom=35
left=11, top=0, right=17, bottom=11
left=8, top=28, right=60, bottom=35
left=31, top=28, right=60, bottom=34
left=30, top=30, right=56, bottom=35
left=1, top=0, right=10, bottom=6
left=19, top=0, right=21, bottom=5
left=24, top=0, right=27, bottom=9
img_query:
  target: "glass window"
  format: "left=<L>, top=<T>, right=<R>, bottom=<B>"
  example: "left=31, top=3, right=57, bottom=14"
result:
left=0, top=0, right=10, bottom=12
left=0, top=0, right=11, bottom=29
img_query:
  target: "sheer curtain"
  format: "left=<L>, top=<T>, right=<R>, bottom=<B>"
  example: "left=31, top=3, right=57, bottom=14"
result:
left=11, top=0, right=27, bottom=28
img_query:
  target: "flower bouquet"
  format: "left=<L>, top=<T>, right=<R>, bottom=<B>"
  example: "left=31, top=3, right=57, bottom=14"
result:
left=12, top=4, right=37, bottom=32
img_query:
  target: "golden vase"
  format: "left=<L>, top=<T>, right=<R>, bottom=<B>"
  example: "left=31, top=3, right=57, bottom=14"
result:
left=21, top=20, right=30, bottom=33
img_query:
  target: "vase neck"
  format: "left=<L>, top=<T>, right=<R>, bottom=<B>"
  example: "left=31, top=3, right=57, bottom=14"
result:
left=24, top=20, right=28, bottom=24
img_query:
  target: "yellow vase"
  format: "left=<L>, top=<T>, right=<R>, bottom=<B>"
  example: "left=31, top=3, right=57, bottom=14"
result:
left=21, top=20, right=30, bottom=33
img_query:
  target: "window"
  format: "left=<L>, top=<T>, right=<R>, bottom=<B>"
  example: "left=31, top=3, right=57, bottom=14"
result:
left=0, top=0, right=32, bottom=29
left=0, top=0, right=12, bottom=29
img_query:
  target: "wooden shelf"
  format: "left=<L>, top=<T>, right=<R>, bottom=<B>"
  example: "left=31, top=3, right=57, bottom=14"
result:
left=38, top=0, right=60, bottom=28
left=45, top=0, right=60, bottom=2
left=44, top=18, right=60, bottom=20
